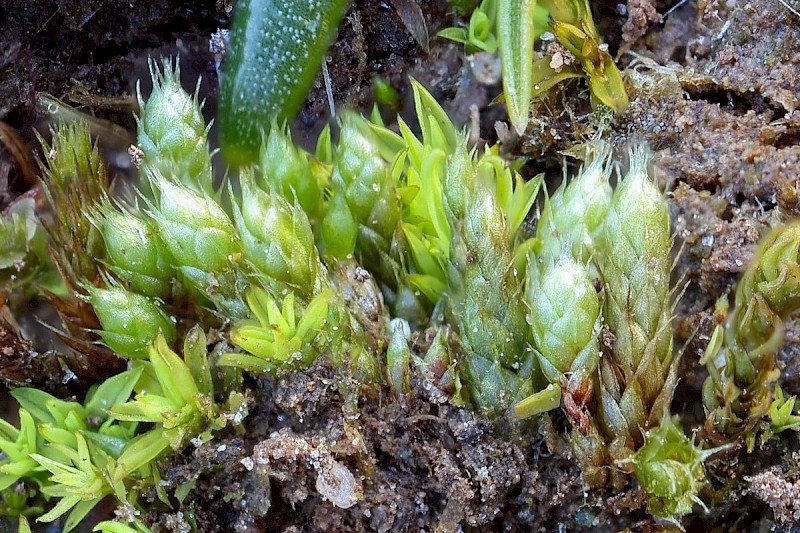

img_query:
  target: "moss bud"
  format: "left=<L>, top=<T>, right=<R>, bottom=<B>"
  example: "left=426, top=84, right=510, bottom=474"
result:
left=137, top=58, right=213, bottom=193
left=322, top=193, right=358, bottom=260
left=85, top=284, right=176, bottom=359
left=234, top=171, right=322, bottom=298
left=94, top=201, right=172, bottom=299
left=629, top=416, right=725, bottom=523
left=527, top=253, right=601, bottom=389
left=149, top=173, right=239, bottom=273
left=260, top=125, right=320, bottom=218
left=537, top=147, right=612, bottom=265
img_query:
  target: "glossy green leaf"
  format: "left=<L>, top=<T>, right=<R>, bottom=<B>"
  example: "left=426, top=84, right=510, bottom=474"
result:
left=585, top=51, right=628, bottom=113
left=498, top=0, right=536, bottom=135
left=84, top=368, right=144, bottom=420
left=107, top=395, right=175, bottom=424
left=436, top=27, right=469, bottom=46
left=37, top=494, right=82, bottom=525
left=218, top=352, right=274, bottom=373
left=315, top=124, right=334, bottom=164
left=411, top=79, right=458, bottom=152
left=11, top=388, right=65, bottom=426
left=64, top=498, right=102, bottom=533
left=513, top=383, right=562, bottom=419
left=183, top=326, right=214, bottom=397
left=529, top=58, right=583, bottom=98
left=153, top=334, right=199, bottom=406
left=80, top=430, right=130, bottom=460
left=769, top=385, right=800, bottom=434
left=116, top=428, right=171, bottom=476
left=94, top=519, right=152, bottom=533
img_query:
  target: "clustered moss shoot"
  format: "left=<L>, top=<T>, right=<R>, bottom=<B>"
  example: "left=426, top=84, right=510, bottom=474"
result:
left=0, top=53, right=799, bottom=532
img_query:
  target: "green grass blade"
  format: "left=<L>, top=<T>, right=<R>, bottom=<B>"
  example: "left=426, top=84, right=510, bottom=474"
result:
left=498, top=0, right=536, bottom=135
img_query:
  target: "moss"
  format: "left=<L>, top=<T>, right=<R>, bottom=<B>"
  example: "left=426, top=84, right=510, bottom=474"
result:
left=2, top=2, right=800, bottom=530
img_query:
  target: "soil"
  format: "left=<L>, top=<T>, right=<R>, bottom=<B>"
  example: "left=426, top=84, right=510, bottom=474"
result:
left=1, top=0, right=800, bottom=531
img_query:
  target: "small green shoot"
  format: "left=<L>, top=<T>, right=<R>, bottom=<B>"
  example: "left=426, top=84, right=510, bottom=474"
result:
left=438, top=0, right=498, bottom=54
left=220, top=288, right=330, bottom=373
left=0, top=369, right=142, bottom=531
left=628, top=416, right=729, bottom=525
left=108, top=330, right=225, bottom=451
left=536, top=0, right=628, bottom=112
left=769, top=385, right=800, bottom=434
left=31, top=433, right=114, bottom=531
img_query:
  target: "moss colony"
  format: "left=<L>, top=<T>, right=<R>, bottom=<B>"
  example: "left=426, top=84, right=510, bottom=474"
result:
left=1, top=1, right=800, bottom=531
